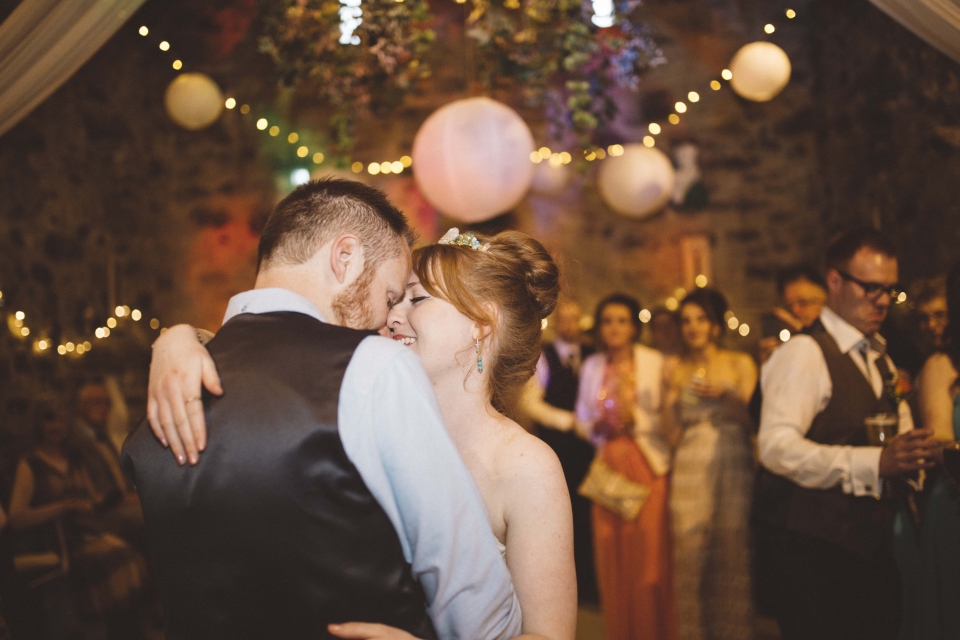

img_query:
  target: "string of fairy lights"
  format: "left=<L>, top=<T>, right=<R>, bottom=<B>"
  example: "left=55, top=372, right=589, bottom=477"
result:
left=136, top=25, right=409, bottom=182
left=532, top=7, right=801, bottom=167
left=140, top=6, right=800, bottom=176
left=5, top=287, right=164, bottom=358
left=5, top=5, right=808, bottom=357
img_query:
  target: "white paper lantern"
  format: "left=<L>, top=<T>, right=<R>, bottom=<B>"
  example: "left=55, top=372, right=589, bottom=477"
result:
left=597, top=144, right=675, bottom=218
left=164, top=73, right=224, bottom=130
left=530, top=161, right=572, bottom=196
left=728, top=42, right=792, bottom=103
left=412, top=97, right=535, bottom=223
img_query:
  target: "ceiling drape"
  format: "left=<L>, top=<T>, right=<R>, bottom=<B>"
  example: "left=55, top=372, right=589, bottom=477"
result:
left=0, top=0, right=147, bottom=138
left=870, top=0, right=960, bottom=64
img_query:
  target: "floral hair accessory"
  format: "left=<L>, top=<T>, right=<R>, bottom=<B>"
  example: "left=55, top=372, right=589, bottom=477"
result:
left=437, top=228, right=490, bottom=252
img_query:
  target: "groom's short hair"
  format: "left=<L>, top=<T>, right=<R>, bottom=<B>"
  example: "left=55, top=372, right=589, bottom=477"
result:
left=257, top=178, right=416, bottom=271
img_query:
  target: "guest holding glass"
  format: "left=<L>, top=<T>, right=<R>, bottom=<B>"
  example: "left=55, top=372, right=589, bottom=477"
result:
left=576, top=294, right=677, bottom=640
left=753, top=228, right=939, bottom=640
left=899, top=264, right=960, bottom=639
left=662, top=288, right=757, bottom=640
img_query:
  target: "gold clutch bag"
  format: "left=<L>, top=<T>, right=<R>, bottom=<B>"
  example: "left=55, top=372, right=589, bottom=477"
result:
left=578, top=458, right=651, bottom=522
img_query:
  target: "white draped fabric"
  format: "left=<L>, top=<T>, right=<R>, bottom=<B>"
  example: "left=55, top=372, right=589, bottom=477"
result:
left=870, top=0, right=960, bottom=64
left=0, top=0, right=147, bottom=138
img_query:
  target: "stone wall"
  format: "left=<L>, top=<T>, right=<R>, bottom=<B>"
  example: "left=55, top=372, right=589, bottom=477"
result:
left=2, top=0, right=959, bottom=428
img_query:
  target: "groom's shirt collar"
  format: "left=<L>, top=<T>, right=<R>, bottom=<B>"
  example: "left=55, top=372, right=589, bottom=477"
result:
left=223, top=288, right=327, bottom=325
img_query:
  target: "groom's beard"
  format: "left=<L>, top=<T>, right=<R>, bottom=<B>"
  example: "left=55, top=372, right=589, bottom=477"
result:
left=331, top=265, right=376, bottom=330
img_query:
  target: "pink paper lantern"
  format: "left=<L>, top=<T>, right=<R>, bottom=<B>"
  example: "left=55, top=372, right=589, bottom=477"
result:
left=412, top=97, right=535, bottom=223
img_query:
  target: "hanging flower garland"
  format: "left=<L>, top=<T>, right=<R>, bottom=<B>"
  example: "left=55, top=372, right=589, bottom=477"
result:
left=258, top=0, right=435, bottom=152
left=258, top=0, right=662, bottom=152
left=466, top=0, right=663, bottom=146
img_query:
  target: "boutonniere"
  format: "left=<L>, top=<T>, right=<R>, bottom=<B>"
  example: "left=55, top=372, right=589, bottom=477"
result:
left=885, top=372, right=913, bottom=406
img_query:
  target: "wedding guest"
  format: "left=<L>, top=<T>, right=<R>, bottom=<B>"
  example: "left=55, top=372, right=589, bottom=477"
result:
left=662, top=288, right=757, bottom=640
left=0, top=503, right=10, bottom=640
left=758, top=265, right=826, bottom=364
left=576, top=294, right=677, bottom=640
left=912, top=277, right=948, bottom=355
left=898, top=265, right=960, bottom=640
left=521, top=299, right=598, bottom=604
left=753, top=228, right=939, bottom=640
left=8, top=398, right=146, bottom=639
left=649, top=307, right=681, bottom=355
left=73, top=381, right=144, bottom=548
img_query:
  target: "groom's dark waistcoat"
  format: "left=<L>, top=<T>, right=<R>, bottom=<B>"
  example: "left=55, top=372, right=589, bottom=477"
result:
left=121, top=312, right=436, bottom=640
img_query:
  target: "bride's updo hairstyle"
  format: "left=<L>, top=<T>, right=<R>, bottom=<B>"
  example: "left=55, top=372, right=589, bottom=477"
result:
left=413, top=231, right=560, bottom=415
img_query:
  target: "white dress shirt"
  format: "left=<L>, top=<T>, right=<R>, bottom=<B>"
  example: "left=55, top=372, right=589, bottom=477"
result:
left=223, top=288, right=523, bottom=640
left=758, top=306, right=914, bottom=499
left=575, top=344, right=671, bottom=477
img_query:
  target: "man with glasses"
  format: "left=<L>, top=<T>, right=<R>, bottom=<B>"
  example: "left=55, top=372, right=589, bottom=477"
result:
left=753, top=228, right=940, bottom=640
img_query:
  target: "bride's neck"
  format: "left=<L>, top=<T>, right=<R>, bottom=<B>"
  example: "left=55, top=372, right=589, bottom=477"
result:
left=432, top=369, right=492, bottom=448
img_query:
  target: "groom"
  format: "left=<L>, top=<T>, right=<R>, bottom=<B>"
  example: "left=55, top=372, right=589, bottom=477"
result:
left=121, top=179, right=522, bottom=640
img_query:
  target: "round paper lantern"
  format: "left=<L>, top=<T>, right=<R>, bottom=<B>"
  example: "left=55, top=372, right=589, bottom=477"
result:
left=597, top=144, right=675, bottom=218
left=530, top=161, right=572, bottom=196
left=164, top=73, right=224, bottom=130
left=728, top=42, right=792, bottom=102
left=412, top=97, right=535, bottom=223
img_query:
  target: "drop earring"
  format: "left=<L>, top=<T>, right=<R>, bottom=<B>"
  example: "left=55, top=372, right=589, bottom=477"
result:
left=476, top=338, right=483, bottom=373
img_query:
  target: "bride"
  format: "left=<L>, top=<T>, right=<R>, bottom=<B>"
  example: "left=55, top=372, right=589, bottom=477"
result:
left=145, top=228, right=576, bottom=640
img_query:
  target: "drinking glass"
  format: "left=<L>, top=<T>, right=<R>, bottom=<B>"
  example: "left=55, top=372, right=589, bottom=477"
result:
left=942, top=441, right=960, bottom=484
left=864, top=413, right=898, bottom=447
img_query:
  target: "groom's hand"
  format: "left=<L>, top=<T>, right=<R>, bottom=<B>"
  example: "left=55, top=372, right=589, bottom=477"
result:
left=147, top=324, right=223, bottom=466
left=328, top=623, right=419, bottom=640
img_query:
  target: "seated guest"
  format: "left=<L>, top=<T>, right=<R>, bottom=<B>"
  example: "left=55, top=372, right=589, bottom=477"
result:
left=753, top=228, right=939, bottom=640
left=521, top=299, right=598, bottom=604
left=8, top=398, right=146, bottom=638
left=900, top=265, right=960, bottom=639
left=662, top=288, right=757, bottom=640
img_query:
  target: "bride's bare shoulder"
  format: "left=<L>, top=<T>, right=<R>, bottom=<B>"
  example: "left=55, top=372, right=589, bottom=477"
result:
left=495, top=417, right=567, bottom=487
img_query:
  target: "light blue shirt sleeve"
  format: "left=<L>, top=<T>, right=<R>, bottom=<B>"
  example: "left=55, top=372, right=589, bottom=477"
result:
left=339, top=336, right=523, bottom=640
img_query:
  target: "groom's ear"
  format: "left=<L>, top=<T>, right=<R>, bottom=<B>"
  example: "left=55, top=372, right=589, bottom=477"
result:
left=329, top=234, right=362, bottom=284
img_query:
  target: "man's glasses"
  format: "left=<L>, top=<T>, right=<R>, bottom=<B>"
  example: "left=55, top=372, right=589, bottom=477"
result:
left=836, top=270, right=900, bottom=302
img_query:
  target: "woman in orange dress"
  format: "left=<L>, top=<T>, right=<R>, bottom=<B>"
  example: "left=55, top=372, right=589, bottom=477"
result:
left=576, top=294, right=677, bottom=640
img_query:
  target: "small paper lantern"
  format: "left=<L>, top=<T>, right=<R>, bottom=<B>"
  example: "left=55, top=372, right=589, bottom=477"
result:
left=597, top=144, right=675, bottom=218
left=412, top=97, right=535, bottom=223
left=728, top=42, right=792, bottom=103
left=530, top=162, right=572, bottom=196
left=164, top=73, right=224, bottom=130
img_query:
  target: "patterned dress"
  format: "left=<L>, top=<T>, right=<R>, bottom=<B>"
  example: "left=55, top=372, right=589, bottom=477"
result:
left=669, top=393, right=754, bottom=640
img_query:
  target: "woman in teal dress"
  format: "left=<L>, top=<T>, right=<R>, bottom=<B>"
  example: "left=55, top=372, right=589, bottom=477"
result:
left=900, top=264, right=960, bottom=640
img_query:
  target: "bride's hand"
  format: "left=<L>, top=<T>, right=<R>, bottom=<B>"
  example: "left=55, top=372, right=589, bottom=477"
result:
left=147, top=324, right=223, bottom=466
left=328, top=623, right=420, bottom=640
